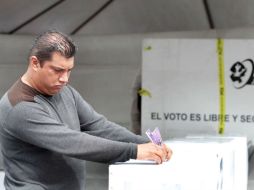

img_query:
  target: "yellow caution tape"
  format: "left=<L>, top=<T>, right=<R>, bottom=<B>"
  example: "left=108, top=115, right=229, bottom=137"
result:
left=217, top=39, right=226, bottom=134
left=138, top=88, right=152, bottom=97
left=144, top=46, right=152, bottom=51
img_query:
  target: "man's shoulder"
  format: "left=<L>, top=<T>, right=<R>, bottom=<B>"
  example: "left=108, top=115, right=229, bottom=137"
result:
left=7, top=79, right=39, bottom=107
left=0, top=94, right=42, bottom=129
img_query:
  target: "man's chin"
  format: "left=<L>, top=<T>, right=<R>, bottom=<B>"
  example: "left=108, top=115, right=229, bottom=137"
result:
left=46, top=89, right=62, bottom=96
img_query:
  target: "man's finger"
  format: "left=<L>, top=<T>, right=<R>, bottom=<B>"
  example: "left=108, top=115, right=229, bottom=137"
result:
left=162, top=144, right=173, bottom=161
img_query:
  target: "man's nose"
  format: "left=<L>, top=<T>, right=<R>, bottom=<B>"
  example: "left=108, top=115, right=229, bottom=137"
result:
left=59, top=72, right=69, bottom=83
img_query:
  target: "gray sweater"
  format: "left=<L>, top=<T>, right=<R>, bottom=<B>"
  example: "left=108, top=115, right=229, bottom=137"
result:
left=0, top=79, right=148, bottom=190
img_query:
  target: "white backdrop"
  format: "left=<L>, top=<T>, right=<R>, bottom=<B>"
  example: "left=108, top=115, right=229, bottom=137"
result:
left=142, top=39, right=254, bottom=140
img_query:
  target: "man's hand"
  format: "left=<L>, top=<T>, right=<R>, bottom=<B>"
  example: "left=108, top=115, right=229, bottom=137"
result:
left=137, top=143, right=172, bottom=164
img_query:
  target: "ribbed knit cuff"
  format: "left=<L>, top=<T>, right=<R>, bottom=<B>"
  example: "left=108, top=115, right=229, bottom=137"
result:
left=130, top=143, right=139, bottom=159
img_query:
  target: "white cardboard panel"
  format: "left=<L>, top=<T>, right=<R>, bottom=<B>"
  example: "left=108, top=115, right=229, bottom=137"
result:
left=142, top=39, right=254, bottom=140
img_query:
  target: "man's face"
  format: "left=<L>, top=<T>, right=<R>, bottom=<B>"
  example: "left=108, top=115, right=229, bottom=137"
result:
left=35, top=52, right=74, bottom=95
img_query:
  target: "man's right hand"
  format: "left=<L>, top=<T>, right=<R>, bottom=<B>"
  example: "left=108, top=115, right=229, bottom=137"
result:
left=137, top=143, right=172, bottom=164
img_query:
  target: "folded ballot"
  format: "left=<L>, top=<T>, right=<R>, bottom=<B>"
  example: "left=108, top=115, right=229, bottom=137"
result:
left=109, top=136, right=247, bottom=190
left=146, top=127, right=163, bottom=145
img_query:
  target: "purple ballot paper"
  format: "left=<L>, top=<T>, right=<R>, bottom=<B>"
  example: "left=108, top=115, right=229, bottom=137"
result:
left=145, top=127, right=163, bottom=145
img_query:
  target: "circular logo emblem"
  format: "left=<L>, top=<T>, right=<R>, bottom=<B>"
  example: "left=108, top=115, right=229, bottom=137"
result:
left=230, top=59, right=254, bottom=89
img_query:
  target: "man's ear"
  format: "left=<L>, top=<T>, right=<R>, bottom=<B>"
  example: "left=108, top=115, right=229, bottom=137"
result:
left=29, top=56, right=41, bottom=71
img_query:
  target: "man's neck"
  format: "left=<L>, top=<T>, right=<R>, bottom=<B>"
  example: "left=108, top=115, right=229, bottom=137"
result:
left=21, top=74, right=32, bottom=87
left=21, top=73, right=40, bottom=92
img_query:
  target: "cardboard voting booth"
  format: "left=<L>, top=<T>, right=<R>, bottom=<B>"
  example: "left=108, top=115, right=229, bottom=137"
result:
left=109, top=137, right=247, bottom=190
left=141, top=39, right=254, bottom=139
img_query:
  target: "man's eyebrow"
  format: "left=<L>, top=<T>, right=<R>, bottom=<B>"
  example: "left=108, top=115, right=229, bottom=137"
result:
left=51, top=65, right=73, bottom=70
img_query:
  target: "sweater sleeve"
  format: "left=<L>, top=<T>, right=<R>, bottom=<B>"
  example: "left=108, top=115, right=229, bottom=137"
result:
left=68, top=86, right=149, bottom=144
left=5, top=102, right=137, bottom=163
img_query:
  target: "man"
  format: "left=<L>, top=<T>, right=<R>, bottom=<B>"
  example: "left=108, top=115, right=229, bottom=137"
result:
left=0, top=30, right=172, bottom=190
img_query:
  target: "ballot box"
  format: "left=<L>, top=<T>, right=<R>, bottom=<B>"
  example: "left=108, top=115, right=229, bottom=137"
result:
left=109, top=136, right=247, bottom=190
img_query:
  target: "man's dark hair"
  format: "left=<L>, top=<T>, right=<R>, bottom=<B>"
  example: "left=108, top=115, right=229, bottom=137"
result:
left=29, top=30, right=76, bottom=65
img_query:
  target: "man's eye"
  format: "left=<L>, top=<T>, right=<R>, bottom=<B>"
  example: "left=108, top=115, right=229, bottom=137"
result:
left=54, top=69, right=63, bottom=73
